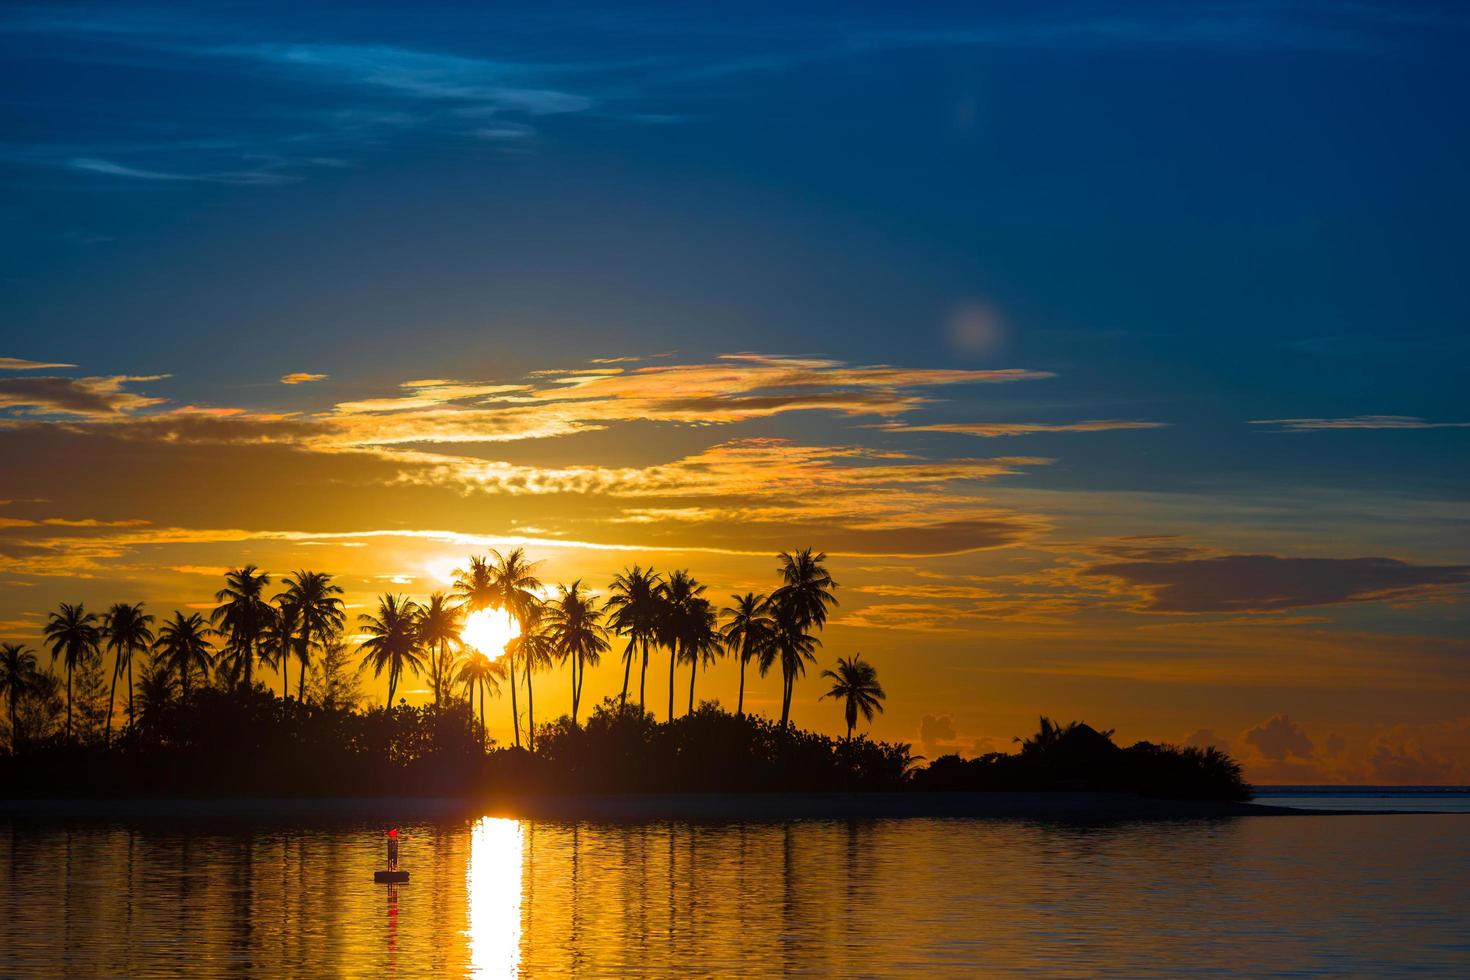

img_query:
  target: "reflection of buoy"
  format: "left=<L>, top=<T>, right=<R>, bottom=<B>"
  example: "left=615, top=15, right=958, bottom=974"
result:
left=375, top=870, right=410, bottom=883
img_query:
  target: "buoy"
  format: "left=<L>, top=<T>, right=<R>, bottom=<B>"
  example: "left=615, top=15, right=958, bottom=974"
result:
left=375, top=870, right=410, bottom=883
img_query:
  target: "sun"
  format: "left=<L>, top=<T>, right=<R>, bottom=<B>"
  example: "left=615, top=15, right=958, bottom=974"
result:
left=461, top=607, right=519, bottom=661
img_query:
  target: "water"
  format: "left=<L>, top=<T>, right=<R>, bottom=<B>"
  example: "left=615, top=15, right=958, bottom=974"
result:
left=1256, top=786, right=1470, bottom=813
left=2, top=811, right=1467, bottom=977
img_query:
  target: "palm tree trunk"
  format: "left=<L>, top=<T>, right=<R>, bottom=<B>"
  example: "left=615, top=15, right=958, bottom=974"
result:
left=567, top=655, right=579, bottom=725
left=65, top=665, right=73, bottom=744
left=478, top=680, right=485, bottom=741
left=508, top=657, right=521, bottom=748
left=667, top=644, right=676, bottom=722
left=526, top=666, right=536, bottom=752
left=105, top=657, right=119, bottom=745
left=779, top=671, right=792, bottom=728
left=127, top=653, right=134, bottom=731
left=737, top=652, right=747, bottom=718
left=282, top=655, right=289, bottom=700
left=575, top=658, right=586, bottom=722
left=299, top=653, right=308, bottom=702
left=619, top=641, right=632, bottom=709
left=687, top=657, right=696, bottom=716
left=638, top=639, right=648, bottom=713
left=387, top=667, right=397, bottom=706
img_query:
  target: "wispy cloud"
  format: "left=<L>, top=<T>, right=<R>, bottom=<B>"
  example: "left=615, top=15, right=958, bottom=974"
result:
left=280, top=372, right=328, bottom=385
left=1251, top=415, right=1470, bottom=431
left=1, top=357, right=76, bottom=371
left=0, top=374, right=168, bottom=417
left=1080, top=553, right=1470, bottom=613
left=67, top=157, right=297, bottom=186
left=870, top=419, right=1167, bottom=437
left=3, top=2, right=1437, bottom=189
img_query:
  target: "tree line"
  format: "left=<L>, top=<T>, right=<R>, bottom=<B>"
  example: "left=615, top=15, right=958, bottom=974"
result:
left=0, top=548, right=888, bottom=753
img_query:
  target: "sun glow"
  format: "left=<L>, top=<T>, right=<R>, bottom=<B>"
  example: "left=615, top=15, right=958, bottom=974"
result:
left=462, top=607, right=519, bottom=661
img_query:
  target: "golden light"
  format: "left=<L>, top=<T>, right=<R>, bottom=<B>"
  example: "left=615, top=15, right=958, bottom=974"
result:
left=467, top=816, right=523, bottom=977
left=462, top=607, right=519, bottom=662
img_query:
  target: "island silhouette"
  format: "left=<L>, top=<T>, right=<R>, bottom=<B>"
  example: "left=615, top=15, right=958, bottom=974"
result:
left=1, top=549, right=1250, bottom=806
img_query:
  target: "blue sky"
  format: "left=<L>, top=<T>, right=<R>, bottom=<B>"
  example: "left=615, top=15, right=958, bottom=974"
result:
left=2, top=2, right=1468, bottom=777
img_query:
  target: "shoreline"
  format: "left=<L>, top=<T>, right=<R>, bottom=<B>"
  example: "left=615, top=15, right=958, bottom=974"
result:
left=0, top=791, right=1441, bottom=822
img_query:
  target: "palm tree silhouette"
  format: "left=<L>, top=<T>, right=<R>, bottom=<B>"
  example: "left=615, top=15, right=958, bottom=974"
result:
left=0, top=643, right=41, bottom=751
left=659, top=570, right=705, bottom=722
left=720, top=592, right=771, bottom=718
left=102, top=602, right=154, bottom=743
left=260, top=602, right=295, bottom=700
left=604, top=565, right=662, bottom=712
left=275, top=570, right=345, bottom=700
left=681, top=597, right=721, bottom=716
left=416, top=592, right=462, bottom=709
left=357, top=594, right=425, bottom=706
left=134, top=658, right=177, bottom=730
left=546, top=580, right=608, bottom=725
left=43, top=602, right=100, bottom=743
left=456, top=650, right=503, bottom=743
left=767, top=598, right=820, bottom=729
left=452, top=555, right=509, bottom=740
left=770, top=549, right=837, bottom=727
left=491, top=549, right=544, bottom=747
left=212, top=566, right=273, bottom=689
left=510, top=601, right=555, bottom=750
left=820, top=655, right=885, bottom=741
left=454, top=550, right=542, bottom=748
left=154, top=611, right=215, bottom=699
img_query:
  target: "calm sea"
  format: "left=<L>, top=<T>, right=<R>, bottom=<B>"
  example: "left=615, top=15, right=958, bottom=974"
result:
left=2, top=799, right=1467, bottom=977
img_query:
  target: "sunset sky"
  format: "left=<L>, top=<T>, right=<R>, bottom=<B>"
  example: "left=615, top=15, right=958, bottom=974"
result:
left=2, top=2, right=1467, bottom=783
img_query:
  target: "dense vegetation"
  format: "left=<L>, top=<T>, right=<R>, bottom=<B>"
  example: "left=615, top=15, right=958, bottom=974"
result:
left=0, top=548, right=1250, bottom=801
left=911, top=718, right=1251, bottom=801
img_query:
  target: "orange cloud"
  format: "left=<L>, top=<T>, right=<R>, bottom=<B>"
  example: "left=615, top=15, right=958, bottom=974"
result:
left=0, top=374, right=168, bottom=417
left=280, top=372, right=328, bottom=384
left=1, top=357, right=77, bottom=370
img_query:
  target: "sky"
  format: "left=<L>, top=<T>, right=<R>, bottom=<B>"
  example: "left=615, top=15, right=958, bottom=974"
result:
left=2, top=1, right=1468, bottom=783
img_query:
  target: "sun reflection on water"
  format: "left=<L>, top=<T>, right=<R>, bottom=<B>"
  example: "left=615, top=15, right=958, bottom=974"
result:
left=466, top=817, right=524, bottom=978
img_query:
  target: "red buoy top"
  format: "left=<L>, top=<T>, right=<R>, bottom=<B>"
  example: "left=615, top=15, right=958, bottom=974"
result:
left=388, top=828, right=399, bottom=839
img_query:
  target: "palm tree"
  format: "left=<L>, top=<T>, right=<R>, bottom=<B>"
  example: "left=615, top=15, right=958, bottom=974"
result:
left=211, top=566, right=273, bottom=689
left=456, top=651, right=503, bottom=743
left=0, top=643, right=41, bottom=751
left=510, top=600, right=555, bottom=750
left=134, top=658, right=178, bottom=731
left=766, top=598, right=820, bottom=728
left=770, top=549, right=838, bottom=726
left=154, top=611, right=215, bottom=698
left=417, top=592, right=462, bottom=709
left=356, top=594, right=425, bottom=706
left=604, top=565, right=662, bottom=712
left=659, top=570, right=705, bottom=722
left=275, top=570, right=345, bottom=700
left=43, top=602, right=100, bottom=743
left=453, top=551, right=542, bottom=749
left=772, top=548, right=839, bottom=632
left=102, top=602, right=155, bottom=742
left=681, top=598, right=722, bottom=716
left=546, top=581, right=608, bottom=725
left=720, top=592, right=771, bottom=718
left=820, top=655, right=885, bottom=741
left=260, top=603, right=294, bottom=700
